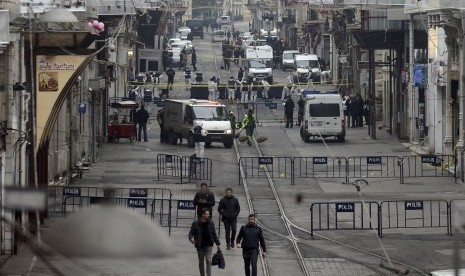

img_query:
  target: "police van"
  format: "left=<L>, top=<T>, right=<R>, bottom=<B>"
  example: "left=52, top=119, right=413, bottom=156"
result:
left=300, top=90, right=345, bottom=142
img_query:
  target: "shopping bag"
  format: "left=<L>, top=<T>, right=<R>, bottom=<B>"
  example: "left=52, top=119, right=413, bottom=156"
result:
left=212, top=250, right=220, bottom=266
left=217, top=250, right=225, bottom=269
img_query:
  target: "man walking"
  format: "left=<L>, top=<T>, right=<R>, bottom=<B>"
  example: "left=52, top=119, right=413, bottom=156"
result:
left=249, top=78, right=259, bottom=103
left=236, top=214, right=266, bottom=276
left=260, top=79, right=270, bottom=100
left=297, top=95, right=305, bottom=127
left=134, top=105, right=150, bottom=141
left=228, top=77, right=236, bottom=103
left=193, top=182, right=216, bottom=220
left=166, top=66, right=176, bottom=91
left=241, top=109, right=257, bottom=146
left=217, top=188, right=240, bottom=250
left=208, top=76, right=218, bottom=101
left=189, top=209, right=221, bottom=276
left=240, top=79, right=249, bottom=103
left=184, top=67, right=192, bottom=92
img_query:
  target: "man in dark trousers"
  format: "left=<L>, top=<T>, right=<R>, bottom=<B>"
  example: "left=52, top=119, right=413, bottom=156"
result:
left=191, top=49, right=198, bottom=71
left=217, top=187, right=240, bottom=250
left=238, top=67, right=244, bottom=81
left=284, top=96, right=295, bottom=128
left=189, top=208, right=221, bottom=276
left=134, top=105, right=150, bottom=141
left=236, top=214, right=266, bottom=276
left=297, top=95, right=305, bottom=127
left=157, top=108, right=166, bottom=142
left=193, top=182, right=216, bottom=220
left=165, top=66, right=176, bottom=91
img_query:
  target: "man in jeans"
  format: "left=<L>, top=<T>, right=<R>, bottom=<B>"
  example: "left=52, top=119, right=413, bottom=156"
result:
left=134, top=105, right=150, bottom=141
left=236, top=214, right=266, bottom=276
left=217, top=187, right=240, bottom=250
left=189, top=209, right=221, bottom=276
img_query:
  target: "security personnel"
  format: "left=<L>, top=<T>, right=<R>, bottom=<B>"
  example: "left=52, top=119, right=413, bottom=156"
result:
left=250, top=78, right=259, bottom=103
left=208, top=76, right=218, bottom=101
left=241, top=79, right=249, bottom=103
left=241, top=109, right=257, bottom=146
left=192, top=121, right=207, bottom=159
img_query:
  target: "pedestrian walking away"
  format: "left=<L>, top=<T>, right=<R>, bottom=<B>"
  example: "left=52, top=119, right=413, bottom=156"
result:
left=237, top=67, right=244, bottom=81
left=217, top=187, right=240, bottom=250
left=236, top=214, right=266, bottom=276
left=166, top=66, right=176, bottom=91
left=134, top=105, right=150, bottom=141
left=241, top=109, right=257, bottom=146
left=193, top=182, right=216, bottom=220
left=240, top=79, right=249, bottom=103
left=284, top=96, right=295, bottom=128
left=192, top=121, right=207, bottom=159
left=250, top=78, right=259, bottom=103
left=189, top=209, right=221, bottom=276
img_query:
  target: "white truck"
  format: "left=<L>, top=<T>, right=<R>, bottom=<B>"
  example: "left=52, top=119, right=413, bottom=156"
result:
left=294, top=53, right=321, bottom=83
left=163, top=99, right=234, bottom=148
left=245, top=45, right=273, bottom=84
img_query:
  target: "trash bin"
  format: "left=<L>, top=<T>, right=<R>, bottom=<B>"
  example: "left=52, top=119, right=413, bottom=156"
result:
left=195, top=72, right=203, bottom=82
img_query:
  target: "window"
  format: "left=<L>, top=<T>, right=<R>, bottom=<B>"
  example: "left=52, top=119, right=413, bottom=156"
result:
left=309, top=104, right=340, bottom=117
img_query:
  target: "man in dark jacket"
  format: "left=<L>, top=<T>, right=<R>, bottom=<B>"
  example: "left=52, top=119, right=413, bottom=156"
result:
left=285, top=96, right=295, bottom=128
left=189, top=208, right=221, bottom=276
left=236, top=214, right=266, bottom=276
left=297, top=95, right=305, bottom=127
left=193, top=182, right=216, bottom=220
left=217, top=187, right=240, bottom=250
left=134, top=105, right=150, bottom=141
left=165, top=66, right=176, bottom=90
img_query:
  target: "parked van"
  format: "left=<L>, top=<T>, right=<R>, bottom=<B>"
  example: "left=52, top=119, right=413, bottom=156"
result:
left=300, top=90, right=345, bottom=142
left=219, top=15, right=231, bottom=25
left=163, top=99, right=234, bottom=148
left=281, top=50, right=300, bottom=71
left=294, top=53, right=321, bottom=82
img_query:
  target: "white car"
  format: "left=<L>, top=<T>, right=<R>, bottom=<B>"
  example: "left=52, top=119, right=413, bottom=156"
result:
left=168, top=38, right=182, bottom=48
left=170, top=40, right=194, bottom=53
left=177, top=26, right=191, bottom=33
left=241, top=31, right=251, bottom=40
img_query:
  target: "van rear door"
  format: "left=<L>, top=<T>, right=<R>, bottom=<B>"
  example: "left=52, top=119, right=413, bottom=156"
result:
left=308, top=101, right=341, bottom=133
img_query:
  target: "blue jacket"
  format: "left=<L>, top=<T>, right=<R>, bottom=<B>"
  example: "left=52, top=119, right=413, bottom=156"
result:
left=236, top=223, right=266, bottom=252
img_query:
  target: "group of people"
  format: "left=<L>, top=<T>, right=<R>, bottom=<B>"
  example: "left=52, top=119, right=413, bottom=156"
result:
left=343, top=93, right=370, bottom=127
left=189, top=182, right=266, bottom=276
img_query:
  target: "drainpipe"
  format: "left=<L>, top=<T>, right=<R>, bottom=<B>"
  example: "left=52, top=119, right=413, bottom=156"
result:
left=456, top=11, right=465, bottom=183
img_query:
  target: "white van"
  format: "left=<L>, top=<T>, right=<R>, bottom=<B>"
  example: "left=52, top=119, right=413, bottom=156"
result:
left=220, top=15, right=231, bottom=25
left=294, top=53, right=321, bottom=82
left=300, top=91, right=345, bottom=142
left=212, top=30, right=226, bottom=42
left=282, top=50, right=300, bottom=71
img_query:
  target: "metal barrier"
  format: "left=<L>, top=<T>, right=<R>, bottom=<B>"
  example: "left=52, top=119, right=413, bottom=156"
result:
left=379, top=200, right=450, bottom=236
left=181, top=156, right=213, bottom=186
left=157, top=154, right=183, bottom=182
left=310, top=201, right=380, bottom=237
left=238, top=156, right=294, bottom=185
left=444, top=199, right=465, bottom=235
left=294, top=156, right=347, bottom=180
left=63, top=196, right=173, bottom=234
left=49, top=186, right=172, bottom=216
left=346, top=156, right=402, bottom=180
left=401, top=155, right=456, bottom=183
left=172, top=199, right=221, bottom=235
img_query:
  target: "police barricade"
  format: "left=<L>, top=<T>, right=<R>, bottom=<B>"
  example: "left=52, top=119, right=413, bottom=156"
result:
left=444, top=199, right=464, bottom=235
left=62, top=196, right=173, bottom=233
left=310, top=201, right=380, bottom=237
left=239, top=156, right=294, bottom=185
left=346, top=156, right=402, bottom=181
left=379, top=200, right=450, bottom=236
left=172, top=199, right=221, bottom=235
left=50, top=186, right=172, bottom=215
left=157, top=154, right=183, bottom=182
left=401, top=155, right=456, bottom=183
left=294, top=156, right=348, bottom=181
left=181, top=156, right=213, bottom=186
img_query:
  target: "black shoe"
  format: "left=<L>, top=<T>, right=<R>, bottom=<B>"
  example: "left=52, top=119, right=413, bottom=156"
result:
left=144, top=140, right=148, bottom=142
left=247, top=141, right=252, bottom=146
left=231, top=243, right=234, bottom=248
left=227, top=244, right=231, bottom=250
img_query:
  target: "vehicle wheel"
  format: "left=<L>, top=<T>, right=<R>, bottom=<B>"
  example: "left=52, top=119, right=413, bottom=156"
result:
left=113, top=133, right=120, bottom=143
left=129, top=133, right=136, bottom=143
left=223, top=140, right=234, bottom=148
left=188, top=134, right=195, bottom=148
left=337, top=135, right=345, bottom=142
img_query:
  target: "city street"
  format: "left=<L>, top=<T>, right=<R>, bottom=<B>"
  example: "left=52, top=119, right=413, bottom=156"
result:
left=2, top=24, right=465, bottom=276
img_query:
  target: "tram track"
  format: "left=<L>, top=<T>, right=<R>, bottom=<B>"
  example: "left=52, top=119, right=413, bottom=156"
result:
left=231, top=104, right=431, bottom=276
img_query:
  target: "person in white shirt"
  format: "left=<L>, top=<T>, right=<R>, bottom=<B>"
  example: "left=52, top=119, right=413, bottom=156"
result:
left=208, top=76, right=218, bottom=101
left=261, top=79, right=270, bottom=99
left=240, top=79, right=249, bottom=103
